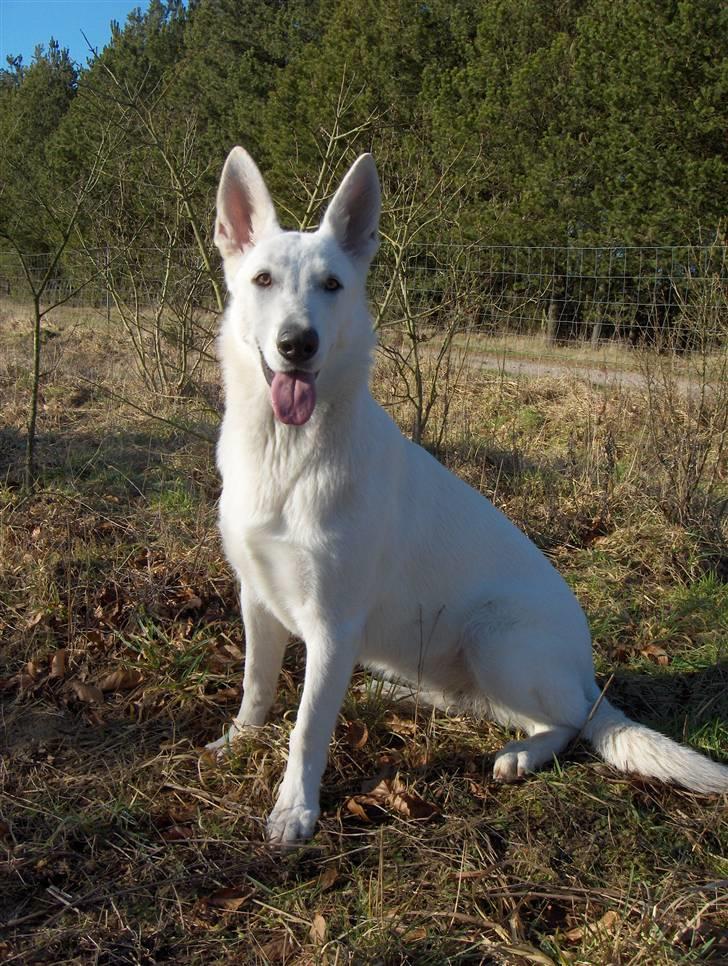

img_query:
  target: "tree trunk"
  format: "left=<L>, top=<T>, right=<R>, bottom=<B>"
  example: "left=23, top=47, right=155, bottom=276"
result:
left=25, top=296, right=43, bottom=490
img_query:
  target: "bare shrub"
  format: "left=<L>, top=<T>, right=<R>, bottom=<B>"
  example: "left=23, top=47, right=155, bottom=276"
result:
left=640, top=259, right=728, bottom=560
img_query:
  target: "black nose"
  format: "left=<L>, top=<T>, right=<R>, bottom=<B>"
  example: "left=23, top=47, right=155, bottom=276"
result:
left=276, top=327, right=319, bottom=365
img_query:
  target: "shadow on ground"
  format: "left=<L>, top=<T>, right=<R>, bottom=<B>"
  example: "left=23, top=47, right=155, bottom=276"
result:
left=0, top=423, right=215, bottom=495
left=605, top=661, right=727, bottom=753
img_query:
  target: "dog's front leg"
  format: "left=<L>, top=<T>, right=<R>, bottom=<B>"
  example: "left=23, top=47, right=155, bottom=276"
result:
left=267, top=623, right=360, bottom=845
left=206, top=594, right=288, bottom=753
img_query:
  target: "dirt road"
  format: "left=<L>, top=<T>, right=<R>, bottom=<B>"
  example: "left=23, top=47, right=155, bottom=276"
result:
left=460, top=347, right=709, bottom=395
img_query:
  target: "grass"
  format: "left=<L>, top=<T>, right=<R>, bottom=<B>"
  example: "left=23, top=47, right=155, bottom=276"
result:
left=1, top=309, right=727, bottom=964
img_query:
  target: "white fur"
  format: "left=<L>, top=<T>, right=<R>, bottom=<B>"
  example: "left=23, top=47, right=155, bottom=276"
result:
left=209, top=147, right=728, bottom=844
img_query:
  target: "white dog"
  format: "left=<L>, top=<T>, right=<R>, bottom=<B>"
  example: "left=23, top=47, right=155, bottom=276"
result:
left=208, top=147, right=728, bottom=844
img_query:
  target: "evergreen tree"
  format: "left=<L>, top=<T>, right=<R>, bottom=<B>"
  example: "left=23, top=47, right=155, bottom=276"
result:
left=0, top=41, right=78, bottom=252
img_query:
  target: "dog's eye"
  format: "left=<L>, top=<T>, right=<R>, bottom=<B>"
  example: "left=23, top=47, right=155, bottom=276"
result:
left=323, top=276, right=341, bottom=292
left=253, top=271, right=272, bottom=287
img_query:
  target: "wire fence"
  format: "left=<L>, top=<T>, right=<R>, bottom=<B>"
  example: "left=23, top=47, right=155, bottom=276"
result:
left=1, top=242, right=726, bottom=351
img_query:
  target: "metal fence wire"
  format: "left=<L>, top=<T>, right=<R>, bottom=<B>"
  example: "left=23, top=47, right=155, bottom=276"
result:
left=0, top=243, right=726, bottom=349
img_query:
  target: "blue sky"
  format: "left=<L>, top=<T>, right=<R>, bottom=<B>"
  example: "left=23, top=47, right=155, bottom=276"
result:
left=0, top=0, right=144, bottom=68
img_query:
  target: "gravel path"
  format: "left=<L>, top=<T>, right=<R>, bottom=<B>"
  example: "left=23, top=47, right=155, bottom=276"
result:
left=462, top=348, right=706, bottom=395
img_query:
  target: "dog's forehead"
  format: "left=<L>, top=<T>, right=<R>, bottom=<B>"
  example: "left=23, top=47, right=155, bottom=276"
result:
left=252, top=231, right=348, bottom=281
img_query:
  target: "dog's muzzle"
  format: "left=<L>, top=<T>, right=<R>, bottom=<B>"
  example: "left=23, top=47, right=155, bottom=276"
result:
left=259, top=348, right=318, bottom=426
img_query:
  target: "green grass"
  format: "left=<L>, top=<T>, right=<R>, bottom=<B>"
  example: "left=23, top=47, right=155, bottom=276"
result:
left=1, top=315, right=727, bottom=963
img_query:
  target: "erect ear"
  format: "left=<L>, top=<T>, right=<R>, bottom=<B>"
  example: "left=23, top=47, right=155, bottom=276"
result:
left=214, top=146, right=279, bottom=286
left=320, top=153, right=380, bottom=264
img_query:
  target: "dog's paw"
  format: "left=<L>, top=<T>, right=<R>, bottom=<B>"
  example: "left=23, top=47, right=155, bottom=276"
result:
left=203, top=722, right=246, bottom=760
left=493, top=744, right=533, bottom=783
left=267, top=793, right=319, bottom=846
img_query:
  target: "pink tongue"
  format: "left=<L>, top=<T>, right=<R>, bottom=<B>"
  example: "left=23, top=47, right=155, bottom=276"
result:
left=270, top=371, right=317, bottom=425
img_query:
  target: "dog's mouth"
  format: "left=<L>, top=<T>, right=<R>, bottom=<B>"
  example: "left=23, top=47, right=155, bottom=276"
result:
left=259, top=350, right=318, bottom=426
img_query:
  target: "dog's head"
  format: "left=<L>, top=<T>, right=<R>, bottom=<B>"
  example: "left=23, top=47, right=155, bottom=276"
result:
left=214, top=147, right=380, bottom=425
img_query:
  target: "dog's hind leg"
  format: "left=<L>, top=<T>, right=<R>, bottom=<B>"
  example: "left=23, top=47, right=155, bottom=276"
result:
left=206, top=593, right=288, bottom=754
left=493, top=724, right=577, bottom=782
left=463, top=616, right=595, bottom=783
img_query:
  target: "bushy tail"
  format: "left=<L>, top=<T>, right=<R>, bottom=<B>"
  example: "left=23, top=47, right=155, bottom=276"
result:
left=582, top=699, right=728, bottom=795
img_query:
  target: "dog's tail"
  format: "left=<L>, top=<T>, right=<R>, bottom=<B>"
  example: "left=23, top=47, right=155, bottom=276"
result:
left=581, top=699, right=728, bottom=794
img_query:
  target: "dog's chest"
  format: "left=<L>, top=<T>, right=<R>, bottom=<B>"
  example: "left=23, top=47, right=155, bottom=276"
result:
left=219, top=451, right=345, bottom=635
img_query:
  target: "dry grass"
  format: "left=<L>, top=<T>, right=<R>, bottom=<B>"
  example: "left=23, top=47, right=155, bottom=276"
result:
left=1, top=311, right=727, bottom=964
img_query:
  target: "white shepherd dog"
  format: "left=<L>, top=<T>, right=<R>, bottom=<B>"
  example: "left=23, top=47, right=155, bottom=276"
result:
left=208, top=147, right=727, bottom=844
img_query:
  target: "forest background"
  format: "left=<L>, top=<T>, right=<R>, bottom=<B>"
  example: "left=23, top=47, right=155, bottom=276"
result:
left=1, top=0, right=725, bottom=271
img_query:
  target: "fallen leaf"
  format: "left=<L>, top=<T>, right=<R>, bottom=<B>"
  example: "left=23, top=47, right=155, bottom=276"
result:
left=384, top=712, right=418, bottom=735
left=83, top=630, right=107, bottom=648
left=98, top=668, right=144, bottom=692
left=388, top=779, right=440, bottom=820
left=309, top=912, right=326, bottom=944
left=467, top=779, right=489, bottom=800
left=344, top=797, right=374, bottom=822
left=203, top=886, right=253, bottom=912
left=259, top=932, right=293, bottom=964
left=69, top=680, right=104, bottom=704
left=207, top=642, right=244, bottom=670
left=176, top=593, right=203, bottom=614
left=26, top=611, right=45, bottom=629
left=49, top=649, right=67, bottom=679
left=376, top=751, right=402, bottom=768
left=563, top=909, right=619, bottom=942
left=640, top=644, right=669, bottom=665
left=160, top=824, right=194, bottom=842
left=346, top=775, right=440, bottom=824
left=15, top=672, right=36, bottom=692
left=168, top=803, right=198, bottom=824
left=317, top=866, right=339, bottom=891
left=208, top=687, right=240, bottom=703
left=346, top=719, right=369, bottom=749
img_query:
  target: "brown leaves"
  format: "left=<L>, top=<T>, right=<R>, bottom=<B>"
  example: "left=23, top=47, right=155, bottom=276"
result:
left=175, top=590, right=203, bottom=616
left=640, top=643, right=670, bottom=665
left=563, top=909, right=619, bottom=943
left=66, top=662, right=142, bottom=708
left=1, top=621, right=148, bottom=709
left=308, top=912, right=327, bottom=945
left=160, top=824, right=194, bottom=842
left=202, top=886, right=253, bottom=912
left=1, top=645, right=145, bottom=715
left=49, top=649, right=68, bottom=679
left=206, top=640, right=244, bottom=673
left=344, top=775, right=440, bottom=824
left=316, top=866, right=339, bottom=891
left=154, top=802, right=198, bottom=843
left=97, top=668, right=144, bottom=692
left=383, top=710, right=420, bottom=735
left=26, top=610, right=46, bottom=630
left=345, top=719, right=369, bottom=749
left=258, top=932, right=295, bottom=963
left=68, top=680, right=104, bottom=704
